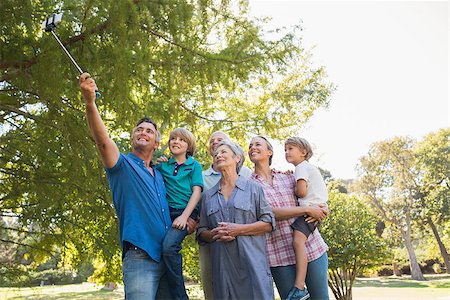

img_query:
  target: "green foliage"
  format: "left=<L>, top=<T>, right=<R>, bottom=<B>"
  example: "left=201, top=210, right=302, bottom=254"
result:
left=354, top=130, right=450, bottom=278
left=0, top=268, right=81, bottom=287
left=433, top=263, right=443, bottom=274
left=89, top=250, right=123, bottom=284
left=353, top=136, right=428, bottom=280
left=1, top=0, right=333, bottom=283
left=414, top=128, right=450, bottom=223
left=181, top=233, right=200, bottom=282
left=321, top=191, right=387, bottom=300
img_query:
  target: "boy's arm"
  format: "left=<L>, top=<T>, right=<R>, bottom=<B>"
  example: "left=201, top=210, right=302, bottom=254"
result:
left=305, top=203, right=329, bottom=223
left=295, top=179, right=308, bottom=198
left=80, top=73, right=119, bottom=168
left=172, top=185, right=202, bottom=230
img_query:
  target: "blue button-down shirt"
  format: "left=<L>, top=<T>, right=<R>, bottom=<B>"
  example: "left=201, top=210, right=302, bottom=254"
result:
left=105, top=153, right=171, bottom=262
left=202, top=165, right=253, bottom=195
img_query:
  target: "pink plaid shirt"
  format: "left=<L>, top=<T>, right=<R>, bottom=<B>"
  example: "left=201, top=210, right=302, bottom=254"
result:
left=250, top=171, right=328, bottom=267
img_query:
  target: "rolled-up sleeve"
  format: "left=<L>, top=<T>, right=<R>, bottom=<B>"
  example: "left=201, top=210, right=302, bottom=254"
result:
left=255, top=185, right=276, bottom=231
left=196, top=193, right=209, bottom=244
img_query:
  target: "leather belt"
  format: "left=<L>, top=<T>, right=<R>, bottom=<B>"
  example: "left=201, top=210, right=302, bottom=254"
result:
left=123, top=241, right=141, bottom=253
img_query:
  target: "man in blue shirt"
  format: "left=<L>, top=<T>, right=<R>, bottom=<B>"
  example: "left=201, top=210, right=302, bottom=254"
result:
left=80, top=73, right=172, bottom=299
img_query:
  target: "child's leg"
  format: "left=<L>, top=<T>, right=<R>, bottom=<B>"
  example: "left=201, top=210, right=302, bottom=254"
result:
left=292, top=229, right=308, bottom=290
left=290, top=214, right=317, bottom=291
left=162, top=227, right=189, bottom=299
left=161, top=208, right=198, bottom=299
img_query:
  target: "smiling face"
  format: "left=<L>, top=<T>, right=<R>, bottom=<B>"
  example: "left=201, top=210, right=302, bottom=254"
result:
left=208, top=132, right=229, bottom=157
left=248, top=136, right=273, bottom=165
left=132, top=122, right=159, bottom=152
left=168, top=128, right=196, bottom=157
left=169, top=135, right=189, bottom=157
left=214, top=144, right=240, bottom=173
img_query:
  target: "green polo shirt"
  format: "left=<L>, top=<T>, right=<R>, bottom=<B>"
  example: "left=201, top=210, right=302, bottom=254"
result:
left=156, top=156, right=204, bottom=210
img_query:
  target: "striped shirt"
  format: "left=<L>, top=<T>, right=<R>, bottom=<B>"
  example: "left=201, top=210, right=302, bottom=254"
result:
left=250, top=170, right=328, bottom=267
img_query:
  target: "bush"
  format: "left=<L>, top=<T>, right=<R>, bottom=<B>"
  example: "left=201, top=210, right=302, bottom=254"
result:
left=321, top=192, right=388, bottom=300
left=182, top=234, right=201, bottom=283
left=433, top=263, right=443, bottom=274
left=29, top=269, right=76, bottom=285
left=0, top=268, right=79, bottom=287
left=75, top=262, right=95, bottom=283
left=0, top=265, right=29, bottom=287
left=378, top=267, right=394, bottom=276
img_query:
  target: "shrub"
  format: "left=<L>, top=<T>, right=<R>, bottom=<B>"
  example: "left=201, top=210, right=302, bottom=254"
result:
left=433, top=263, right=443, bottom=274
left=182, top=234, right=201, bottom=283
left=29, top=269, right=76, bottom=285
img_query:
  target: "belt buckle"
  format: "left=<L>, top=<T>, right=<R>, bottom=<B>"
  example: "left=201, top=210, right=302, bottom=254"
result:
left=125, top=242, right=138, bottom=252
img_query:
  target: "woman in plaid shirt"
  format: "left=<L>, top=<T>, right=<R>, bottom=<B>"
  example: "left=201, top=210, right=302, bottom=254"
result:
left=248, top=136, right=330, bottom=300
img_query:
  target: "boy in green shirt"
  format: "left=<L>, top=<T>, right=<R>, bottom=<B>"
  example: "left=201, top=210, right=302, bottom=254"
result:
left=156, top=128, right=203, bottom=300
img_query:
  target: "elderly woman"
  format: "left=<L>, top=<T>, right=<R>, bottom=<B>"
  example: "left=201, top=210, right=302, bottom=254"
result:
left=248, top=136, right=330, bottom=300
left=199, top=131, right=253, bottom=300
left=197, top=140, right=276, bottom=300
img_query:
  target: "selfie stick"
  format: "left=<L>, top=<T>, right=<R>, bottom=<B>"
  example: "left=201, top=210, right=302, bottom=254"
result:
left=42, top=13, right=101, bottom=98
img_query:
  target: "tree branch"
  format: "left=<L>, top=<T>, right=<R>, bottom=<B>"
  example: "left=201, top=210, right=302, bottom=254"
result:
left=147, top=29, right=256, bottom=64
left=0, top=21, right=110, bottom=72
left=0, top=238, right=56, bottom=254
left=147, top=80, right=232, bottom=124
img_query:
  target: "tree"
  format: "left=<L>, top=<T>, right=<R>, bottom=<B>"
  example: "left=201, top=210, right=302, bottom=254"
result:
left=321, top=191, right=386, bottom=300
left=0, top=0, right=333, bottom=283
left=414, top=128, right=450, bottom=273
left=354, top=137, right=426, bottom=280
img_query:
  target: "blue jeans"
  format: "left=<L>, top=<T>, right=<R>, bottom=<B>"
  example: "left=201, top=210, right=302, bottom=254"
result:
left=122, top=247, right=171, bottom=300
left=161, top=208, right=196, bottom=300
left=271, top=252, right=329, bottom=300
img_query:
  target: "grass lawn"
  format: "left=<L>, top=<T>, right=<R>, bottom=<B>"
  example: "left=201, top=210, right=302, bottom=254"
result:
left=0, top=282, right=124, bottom=300
left=350, top=274, right=450, bottom=300
left=0, top=274, right=449, bottom=300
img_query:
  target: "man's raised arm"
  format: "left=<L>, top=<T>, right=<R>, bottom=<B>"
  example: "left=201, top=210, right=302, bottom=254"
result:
left=79, top=73, right=119, bottom=168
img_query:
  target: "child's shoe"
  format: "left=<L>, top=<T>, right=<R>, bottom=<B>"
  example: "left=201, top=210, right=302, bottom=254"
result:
left=286, top=286, right=310, bottom=300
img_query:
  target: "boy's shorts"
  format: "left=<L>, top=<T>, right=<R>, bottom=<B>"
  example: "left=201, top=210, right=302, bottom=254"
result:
left=290, top=215, right=319, bottom=238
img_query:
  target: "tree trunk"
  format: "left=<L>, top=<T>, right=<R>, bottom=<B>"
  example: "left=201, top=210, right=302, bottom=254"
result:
left=393, top=262, right=402, bottom=276
left=328, top=268, right=354, bottom=300
left=427, top=216, right=450, bottom=274
left=402, top=226, right=426, bottom=281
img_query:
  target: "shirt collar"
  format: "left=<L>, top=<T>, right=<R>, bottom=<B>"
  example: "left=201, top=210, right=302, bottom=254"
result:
left=128, top=152, right=155, bottom=167
left=168, top=156, right=195, bottom=166
left=250, top=169, right=278, bottom=182
left=204, top=164, right=221, bottom=176
left=209, top=174, right=247, bottom=196
left=235, top=175, right=248, bottom=190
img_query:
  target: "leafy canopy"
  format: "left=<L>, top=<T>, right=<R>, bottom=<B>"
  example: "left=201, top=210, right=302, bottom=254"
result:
left=1, top=0, right=334, bottom=282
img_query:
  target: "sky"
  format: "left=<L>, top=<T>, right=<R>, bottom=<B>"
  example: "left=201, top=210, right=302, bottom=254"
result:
left=248, top=0, right=449, bottom=179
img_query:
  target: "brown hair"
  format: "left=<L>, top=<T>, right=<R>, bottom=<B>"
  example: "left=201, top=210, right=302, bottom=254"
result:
left=135, top=117, right=161, bottom=142
left=285, top=137, right=313, bottom=161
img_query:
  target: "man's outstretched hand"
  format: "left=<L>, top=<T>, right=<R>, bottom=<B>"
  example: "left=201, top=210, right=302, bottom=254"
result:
left=79, top=73, right=98, bottom=104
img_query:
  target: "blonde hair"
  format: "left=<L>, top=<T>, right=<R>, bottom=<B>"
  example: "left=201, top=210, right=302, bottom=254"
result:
left=285, top=137, right=313, bottom=161
left=169, top=128, right=196, bottom=157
